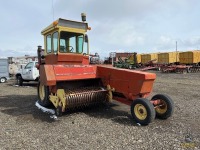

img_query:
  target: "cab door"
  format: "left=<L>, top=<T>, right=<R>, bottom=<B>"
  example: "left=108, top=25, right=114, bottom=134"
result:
left=22, top=62, right=34, bottom=80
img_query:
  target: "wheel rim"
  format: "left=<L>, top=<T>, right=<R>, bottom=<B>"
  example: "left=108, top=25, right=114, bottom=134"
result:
left=155, top=100, right=167, bottom=114
left=134, top=104, right=147, bottom=120
left=39, top=84, right=45, bottom=100
left=1, top=78, right=5, bottom=83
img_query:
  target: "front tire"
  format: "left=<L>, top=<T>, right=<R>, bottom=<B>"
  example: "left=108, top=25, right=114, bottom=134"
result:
left=151, top=94, right=174, bottom=119
left=131, top=98, right=156, bottom=125
left=16, top=75, right=23, bottom=86
left=37, top=82, right=51, bottom=107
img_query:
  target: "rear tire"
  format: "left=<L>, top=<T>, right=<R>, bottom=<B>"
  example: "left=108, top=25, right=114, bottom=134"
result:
left=151, top=94, right=174, bottom=119
left=131, top=98, right=155, bottom=125
left=37, top=82, right=51, bottom=107
left=0, top=77, right=6, bottom=83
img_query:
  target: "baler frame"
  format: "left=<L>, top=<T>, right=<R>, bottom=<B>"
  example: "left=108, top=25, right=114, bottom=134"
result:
left=37, top=14, right=174, bottom=125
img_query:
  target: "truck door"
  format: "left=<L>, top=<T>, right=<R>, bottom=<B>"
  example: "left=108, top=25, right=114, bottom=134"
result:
left=22, top=62, right=34, bottom=80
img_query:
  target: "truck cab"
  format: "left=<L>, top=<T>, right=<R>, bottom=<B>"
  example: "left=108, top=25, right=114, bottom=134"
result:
left=16, top=61, right=39, bottom=86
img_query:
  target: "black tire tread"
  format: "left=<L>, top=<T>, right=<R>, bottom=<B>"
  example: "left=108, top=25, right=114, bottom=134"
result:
left=151, top=94, right=174, bottom=119
left=16, top=75, right=23, bottom=86
left=131, top=98, right=155, bottom=125
left=37, top=82, right=51, bottom=107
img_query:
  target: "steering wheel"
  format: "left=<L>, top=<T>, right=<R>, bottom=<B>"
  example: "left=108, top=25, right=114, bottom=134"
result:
left=68, top=46, right=74, bottom=52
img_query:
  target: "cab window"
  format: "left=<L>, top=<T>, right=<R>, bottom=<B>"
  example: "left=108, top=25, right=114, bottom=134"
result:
left=46, top=35, right=52, bottom=53
left=77, top=35, right=83, bottom=53
left=24, top=62, right=33, bottom=69
left=59, top=31, right=84, bottom=53
left=53, top=32, right=58, bottom=53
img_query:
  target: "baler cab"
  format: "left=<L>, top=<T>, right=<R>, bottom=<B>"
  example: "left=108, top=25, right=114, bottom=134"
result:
left=37, top=14, right=174, bottom=125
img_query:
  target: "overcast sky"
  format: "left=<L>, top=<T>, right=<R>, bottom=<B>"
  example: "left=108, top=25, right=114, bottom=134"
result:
left=1, top=0, right=200, bottom=59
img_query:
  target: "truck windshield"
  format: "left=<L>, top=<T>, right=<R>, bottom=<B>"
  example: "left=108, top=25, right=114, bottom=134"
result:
left=24, top=62, right=33, bottom=69
left=60, top=31, right=84, bottom=53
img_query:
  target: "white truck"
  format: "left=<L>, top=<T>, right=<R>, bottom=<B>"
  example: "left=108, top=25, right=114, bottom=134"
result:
left=0, top=58, right=9, bottom=83
left=15, top=61, right=39, bottom=86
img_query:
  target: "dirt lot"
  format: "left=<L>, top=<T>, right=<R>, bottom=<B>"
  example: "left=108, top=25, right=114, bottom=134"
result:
left=0, top=72, right=200, bottom=150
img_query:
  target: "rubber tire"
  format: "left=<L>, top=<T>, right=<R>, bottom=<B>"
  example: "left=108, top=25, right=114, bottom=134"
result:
left=187, top=67, right=191, bottom=73
left=131, top=98, right=156, bottom=125
left=0, top=77, right=6, bottom=83
left=37, top=82, right=51, bottom=107
left=182, top=69, right=187, bottom=74
left=16, top=76, right=23, bottom=86
left=151, top=94, right=174, bottom=119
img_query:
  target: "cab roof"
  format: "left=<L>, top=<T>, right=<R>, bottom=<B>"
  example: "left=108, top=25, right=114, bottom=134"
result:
left=41, top=18, right=88, bottom=35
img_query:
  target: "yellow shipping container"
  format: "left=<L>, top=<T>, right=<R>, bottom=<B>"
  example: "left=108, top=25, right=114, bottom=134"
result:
left=141, top=53, right=158, bottom=64
left=137, top=54, right=141, bottom=63
left=179, top=50, right=200, bottom=64
left=158, top=52, right=179, bottom=64
left=128, top=54, right=141, bottom=63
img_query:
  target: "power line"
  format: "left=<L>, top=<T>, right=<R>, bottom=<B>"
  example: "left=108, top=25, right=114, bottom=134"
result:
left=52, top=0, right=54, bottom=21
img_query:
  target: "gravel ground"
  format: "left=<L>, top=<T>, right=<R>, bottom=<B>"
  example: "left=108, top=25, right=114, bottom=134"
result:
left=0, top=72, right=200, bottom=150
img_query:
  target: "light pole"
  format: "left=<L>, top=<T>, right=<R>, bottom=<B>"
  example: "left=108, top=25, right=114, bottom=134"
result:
left=110, top=52, right=116, bottom=65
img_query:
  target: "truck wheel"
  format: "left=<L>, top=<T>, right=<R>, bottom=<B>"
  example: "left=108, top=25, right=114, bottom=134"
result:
left=37, top=82, right=51, bottom=107
left=16, top=76, right=23, bottom=86
left=151, top=94, right=174, bottom=119
left=0, top=77, right=6, bottom=83
left=131, top=98, right=155, bottom=125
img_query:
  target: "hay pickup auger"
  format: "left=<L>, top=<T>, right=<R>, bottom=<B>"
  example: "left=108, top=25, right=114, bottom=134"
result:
left=37, top=14, right=174, bottom=125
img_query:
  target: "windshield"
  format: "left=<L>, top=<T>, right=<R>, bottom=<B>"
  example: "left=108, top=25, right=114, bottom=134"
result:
left=60, top=31, right=84, bottom=53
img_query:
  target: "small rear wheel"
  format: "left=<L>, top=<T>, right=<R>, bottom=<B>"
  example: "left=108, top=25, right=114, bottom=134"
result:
left=131, top=98, right=155, bottom=125
left=151, top=94, right=174, bottom=119
left=37, top=82, right=51, bottom=107
left=0, top=77, right=6, bottom=83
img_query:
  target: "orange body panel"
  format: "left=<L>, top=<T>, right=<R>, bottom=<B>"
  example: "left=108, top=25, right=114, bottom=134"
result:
left=54, top=65, right=97, bottom=81
left=40, top=65, right=97, bottom=85
left=96, top=66, right=156, bottom=100
left=45, top=53, right=89, bottom=65
left=40, top=65, right=56, bottom=86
